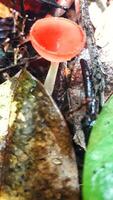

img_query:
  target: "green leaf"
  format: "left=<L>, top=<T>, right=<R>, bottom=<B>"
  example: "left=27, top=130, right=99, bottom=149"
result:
left=83, top=95, right=113, bottom=200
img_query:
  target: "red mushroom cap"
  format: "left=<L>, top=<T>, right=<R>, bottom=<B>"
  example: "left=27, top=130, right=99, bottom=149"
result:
left=30, top=17, right=86, bottom=62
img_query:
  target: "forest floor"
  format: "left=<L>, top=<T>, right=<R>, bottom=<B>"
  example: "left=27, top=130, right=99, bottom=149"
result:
left=0, top=0, right=113, bottom=199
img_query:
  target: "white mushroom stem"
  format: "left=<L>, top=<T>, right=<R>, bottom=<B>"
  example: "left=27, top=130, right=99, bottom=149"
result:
left=44, top=62, right=59, bottom=95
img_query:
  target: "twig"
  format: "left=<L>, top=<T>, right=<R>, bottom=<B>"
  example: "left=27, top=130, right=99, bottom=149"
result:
left=20, top=0, right=25, bottom=16
left=80, top=59, right=97, bottom=114
left=80, top=59, right=97, bottom=143
left=0, top=55, right=41, bottom=73
left=79, top=0, right=105, bottom=110
left=0, top=62, right=25, bottom=73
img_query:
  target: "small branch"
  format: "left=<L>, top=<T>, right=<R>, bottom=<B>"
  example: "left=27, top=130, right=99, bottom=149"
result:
left=20, top=0, right=25, bottom=16
left=0, top=62, right=25, bottom=73
left=79, top=0, right=105, bottom=109
left=80, top=59, right=97, bottom=143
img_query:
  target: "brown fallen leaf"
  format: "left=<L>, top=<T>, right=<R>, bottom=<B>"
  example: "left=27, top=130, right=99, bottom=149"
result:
left=0, top=3, right=11, bottom=18
left=1, top=70, right=79, bottom=200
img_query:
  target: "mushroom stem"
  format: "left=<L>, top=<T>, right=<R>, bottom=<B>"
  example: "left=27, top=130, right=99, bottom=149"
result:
left=44, top=62, right=59, bottom=95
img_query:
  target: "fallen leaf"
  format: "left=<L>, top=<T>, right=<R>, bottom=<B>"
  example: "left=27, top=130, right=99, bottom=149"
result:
left=0, top=2, right=11, bottom=18
left=1, top=70, right=79, bottom=200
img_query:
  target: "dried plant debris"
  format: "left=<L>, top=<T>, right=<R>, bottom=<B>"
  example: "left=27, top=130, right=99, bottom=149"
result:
left=1, top=70, right=79, bottom=200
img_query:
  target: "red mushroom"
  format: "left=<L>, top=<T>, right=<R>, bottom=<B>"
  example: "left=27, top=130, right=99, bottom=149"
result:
left=30, top=17, right=86, bottom=95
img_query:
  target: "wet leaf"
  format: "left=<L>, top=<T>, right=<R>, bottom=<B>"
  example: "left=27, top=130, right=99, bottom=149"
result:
left=1, top=70, right=79, bottom=200
left=83, top=95, right=113, bottom=200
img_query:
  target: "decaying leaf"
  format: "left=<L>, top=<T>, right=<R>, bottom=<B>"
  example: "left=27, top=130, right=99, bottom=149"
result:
left=0, top=0, right=14, bottom=10
left=73, top=130, right=86, bottom=150
left=0, top=3, right=11, bottom=18
left=1, top=70, right=79, bottom=200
